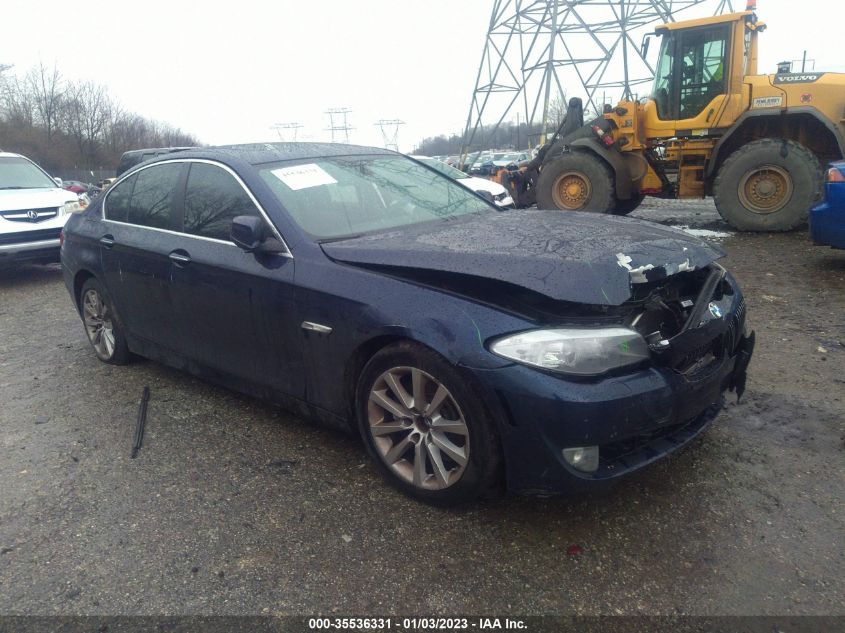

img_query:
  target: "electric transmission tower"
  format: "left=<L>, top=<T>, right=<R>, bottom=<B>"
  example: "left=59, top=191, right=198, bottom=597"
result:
left=375, top=119, right=405, bottom=152
left=271, top=122, right=304, bottom=142
left=325, top=108, right=354, bottom=143
left=462, top=0, right=735, bottom=155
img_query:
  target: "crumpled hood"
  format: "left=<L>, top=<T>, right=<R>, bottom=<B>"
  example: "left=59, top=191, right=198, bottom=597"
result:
left=321, top=210, right=724, bottom=306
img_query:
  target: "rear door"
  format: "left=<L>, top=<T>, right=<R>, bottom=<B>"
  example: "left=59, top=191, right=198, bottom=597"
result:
left=99, top=162, right=188, bottom=353
left=168, top=160, right=304, bottom=397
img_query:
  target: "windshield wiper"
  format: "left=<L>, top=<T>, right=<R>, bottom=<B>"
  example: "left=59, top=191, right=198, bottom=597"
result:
left=0, top=186, right=27, bottom=190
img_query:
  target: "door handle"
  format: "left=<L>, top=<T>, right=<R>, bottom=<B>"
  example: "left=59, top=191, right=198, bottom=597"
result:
left=706, top=108, right=715, bottom=123
left=168, top=251, right=192, bottom=266
left=99, top=235, right=115, bottom=248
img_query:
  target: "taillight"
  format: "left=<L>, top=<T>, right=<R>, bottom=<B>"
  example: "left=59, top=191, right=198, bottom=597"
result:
left=826, top=168, right=845, bottom=183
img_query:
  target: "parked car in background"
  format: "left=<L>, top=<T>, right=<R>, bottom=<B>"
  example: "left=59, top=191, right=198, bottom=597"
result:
left=62, top=180, right=91, bottom=195
left=467, top=152, right=493, bottom=174
left=412, top=155, right=513, bottom=207
left=495, top=152, right=530, bottom=168
left=61, top=142, right=753, bottom=504
left=0, top=152, right=84, bottom=266
left=810, top=161, right=845, bottom=250
left=117, top=147, right=198, bottom=176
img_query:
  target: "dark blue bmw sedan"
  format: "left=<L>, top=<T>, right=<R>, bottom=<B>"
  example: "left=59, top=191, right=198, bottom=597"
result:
left=61, top=143, right=754, bottom=504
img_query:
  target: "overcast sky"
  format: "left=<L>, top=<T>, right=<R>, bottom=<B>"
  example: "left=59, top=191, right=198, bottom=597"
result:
left=4, top=0, right=840, bottom=152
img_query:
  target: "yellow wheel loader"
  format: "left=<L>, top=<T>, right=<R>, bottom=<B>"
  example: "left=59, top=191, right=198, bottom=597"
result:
left=507, top=3, right=844, bottom=231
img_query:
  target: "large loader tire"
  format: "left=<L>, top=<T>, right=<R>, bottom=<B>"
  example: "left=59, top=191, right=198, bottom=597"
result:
left=536, top=152, right=616, bottom=213
left=713, top=139, right=823, bottom=232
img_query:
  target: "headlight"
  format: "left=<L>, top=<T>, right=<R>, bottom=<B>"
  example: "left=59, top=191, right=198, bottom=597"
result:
left=61, top=200, right=83, bottom=215
left=489, top=327, right=650, bottom=376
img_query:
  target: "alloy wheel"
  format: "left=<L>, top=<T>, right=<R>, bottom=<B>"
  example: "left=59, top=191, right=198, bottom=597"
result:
left=82, top=289, right=116, bottom=360
left=367, top=367, right=469, bottom=490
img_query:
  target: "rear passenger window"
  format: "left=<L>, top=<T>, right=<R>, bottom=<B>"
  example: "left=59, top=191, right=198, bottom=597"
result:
left=182, top=163, right=262, bottom=242
left=126, top=163, right=183, bottom=229
left=104, top=174, right=136, bottom=222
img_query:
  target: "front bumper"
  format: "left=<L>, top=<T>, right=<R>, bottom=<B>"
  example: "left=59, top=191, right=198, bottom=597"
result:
left=0, top=238, right=61, bottom=264
left=469, top=333, right=755, bottom=496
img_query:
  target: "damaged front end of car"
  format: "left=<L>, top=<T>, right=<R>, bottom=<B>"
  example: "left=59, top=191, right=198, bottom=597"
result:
left=621, top=262, right=755, bottom=401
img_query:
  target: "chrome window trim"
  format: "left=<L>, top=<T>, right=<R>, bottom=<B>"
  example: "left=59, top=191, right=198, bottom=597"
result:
left=101, top=158, right=292, bottom=258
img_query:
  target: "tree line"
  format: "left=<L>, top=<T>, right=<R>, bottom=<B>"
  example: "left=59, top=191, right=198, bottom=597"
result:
left=413, top=95, right=604, bottom=158
left=0, top=62, right=199, bottom=176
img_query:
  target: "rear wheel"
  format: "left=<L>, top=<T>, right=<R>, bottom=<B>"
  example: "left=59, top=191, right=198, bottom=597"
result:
left=356, top=341, right=501, bottom=505
left=713, top=138, right=823, bottom=231
left=79, top=278, right=130, bottom=365
left=536, top=152, right=616, bottom=213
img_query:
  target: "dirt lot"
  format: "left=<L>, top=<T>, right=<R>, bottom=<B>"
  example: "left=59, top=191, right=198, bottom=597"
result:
left=0, top=201, right=843, bottom=616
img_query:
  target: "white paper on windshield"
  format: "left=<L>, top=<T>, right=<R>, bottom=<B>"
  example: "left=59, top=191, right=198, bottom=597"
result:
left=271, top=163, right=337, bottom=191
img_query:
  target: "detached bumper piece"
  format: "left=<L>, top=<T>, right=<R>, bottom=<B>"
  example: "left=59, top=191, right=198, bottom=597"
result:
left=729, top=331, right=755, bottom=401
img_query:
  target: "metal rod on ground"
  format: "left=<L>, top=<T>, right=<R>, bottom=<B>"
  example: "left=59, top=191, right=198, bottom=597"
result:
left=131, top=386, right=150, bottom=459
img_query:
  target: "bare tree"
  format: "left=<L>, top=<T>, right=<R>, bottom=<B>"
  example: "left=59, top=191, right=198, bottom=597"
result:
left=547, top=94, right=568, bottom=128
left=64, top=82, right=110, bottom=162
left=1, top=61, right=199, bottom=170
left=27, top=62, right=64, bottom=143
left=1, top=74, right=36, bottom=127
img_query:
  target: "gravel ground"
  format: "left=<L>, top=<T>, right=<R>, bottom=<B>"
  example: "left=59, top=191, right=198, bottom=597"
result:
left=0, top=200, right=843, bottom=616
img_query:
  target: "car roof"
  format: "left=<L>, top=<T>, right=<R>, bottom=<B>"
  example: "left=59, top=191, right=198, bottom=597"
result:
left=149, top=142, right=396, bottom=167
left=0, top=151, right=25, bottom=159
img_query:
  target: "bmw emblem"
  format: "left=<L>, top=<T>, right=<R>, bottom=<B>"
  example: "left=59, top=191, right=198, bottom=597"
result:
left=708, top=302, right=723, bottom=319
left=26, top=210, right=38, bottom=221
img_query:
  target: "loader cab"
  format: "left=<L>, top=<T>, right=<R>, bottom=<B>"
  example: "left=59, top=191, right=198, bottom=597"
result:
left=644, top=11, right=759, bottom=136
left=651, top=24, right=731, bottom=121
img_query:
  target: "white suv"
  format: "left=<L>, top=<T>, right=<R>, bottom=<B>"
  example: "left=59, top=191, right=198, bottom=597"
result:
left=0, top=152, right=83, bottom=266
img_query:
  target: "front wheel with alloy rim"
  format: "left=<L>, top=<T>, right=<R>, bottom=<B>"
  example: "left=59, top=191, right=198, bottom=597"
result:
left=356, top=342, right=502, bottom=504
left=713, top=138, right=823, bottom=231
left=79, top=278, right=130, bottom=364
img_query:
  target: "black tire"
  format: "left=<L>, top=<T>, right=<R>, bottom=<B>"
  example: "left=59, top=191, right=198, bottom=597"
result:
left=355, top=341, right=502, bottom=505
left=79, top=278, right=131, bottom=365
left=613, top=194, right=645, bottom=215
left=713, top=138, right=823, bottom=232
left=535, top=151, right=616, bottom=213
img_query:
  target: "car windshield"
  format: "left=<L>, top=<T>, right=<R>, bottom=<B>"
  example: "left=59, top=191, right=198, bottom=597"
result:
left=0, top=156, right=56, bottom=190
left=416, top=157, right=469, bottom=180
left=259, top=154, right=494, bottom=240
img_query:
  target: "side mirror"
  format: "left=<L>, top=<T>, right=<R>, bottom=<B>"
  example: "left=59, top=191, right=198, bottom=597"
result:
left=53, top=177, right=63, bottom=187
left=476, top=190, right=495, bottom=204
left=641, top=34, right=652, bottom=58
left=231, top=215, right=286, bottom=254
